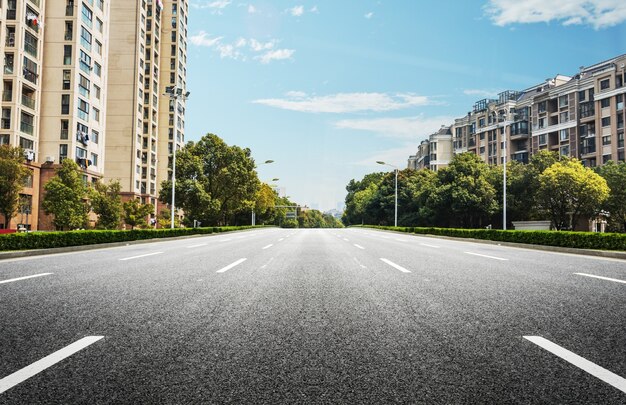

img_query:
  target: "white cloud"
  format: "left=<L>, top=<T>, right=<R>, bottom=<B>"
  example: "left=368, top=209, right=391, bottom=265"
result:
left=335, top=115, right=455, bottom=139
left=485, top=0, right=626, bottom=29
left=290, top=5, right=304, bottom=16
left=249, top=38, right=276, bottom=51
left=247, top=4, right=256, bottom=13
left=256, top=49, right=295, bottom=64
left=190, top=0, right=232, bottom=13
left=463, top=89, right=500, bottom=98
left=356, top=144, right=423, bottom=168
left=310, top=6, right=319, bottom=13
left=365, top=12, right=374, bottom=19
left=235, top=37, right=247, bottom=48
left=189, top=31, right=223, bottom=47
left=253, top=92, right=434, bottom=113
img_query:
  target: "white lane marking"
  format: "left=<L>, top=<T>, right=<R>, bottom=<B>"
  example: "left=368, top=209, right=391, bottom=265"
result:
left=354, top=244, right=365, bottom=250
left=524, top=336, right=626, bottom=393
left=574, top=273, right=626, bottom=285
left=262, top=244, right=273, bottom=250
left=260, top=257, right=275, bottom=269
left=0, top=273, right=53, bottom=285
left=353, top=257, right=367, bottom=269
left=119, top=252, right=163, bottom=261
left=0, top=336, right=104, bottom=394
left=216, top=258, right=247, bottom=273
left=464, top=252, right=508, bottom=261
left=219, top=238, right=232, bottom=243
left=343, top=238, right=350, bottom=242
left=186, top=243, right=207, bottom=249
left=420, top=243, right=440, bottom=248
left=380, top=258, right=411, bottom=273
left=278, top=238, right=285, bottom=242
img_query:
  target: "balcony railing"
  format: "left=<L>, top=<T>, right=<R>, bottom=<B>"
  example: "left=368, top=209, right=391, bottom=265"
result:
left=4, top=64, right=14, bottom=74
left=580, top=146, right=596, bottom=155
left=20, top=121, right=34, bottom=135
left=24, top=43, right=38, bottom=57
left=21, top=94, right=36, bottom=109
left=2, top=91, right=12, bottom=102
left=60, top=129, right=69, bottom=139
left=6, top=33, right=15, bottom=47
left=23, top=69, right=38, bottom=85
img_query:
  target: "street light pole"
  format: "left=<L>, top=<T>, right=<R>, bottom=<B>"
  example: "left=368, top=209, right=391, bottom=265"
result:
left=164, top=86, right=190, bottom=229
left=376, top=161, right=398, bottom=227
left=495, top=111, right=511, bottom=230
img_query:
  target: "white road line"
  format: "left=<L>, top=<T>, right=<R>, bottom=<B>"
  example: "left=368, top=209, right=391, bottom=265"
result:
left=524, top=336, right=626, bottom=393
left=186, top=243, right=207, bottom=249
left=420, top=243, right=440, bottom=248
left=343, top=238, right=350, bottom=242
left=119, top=252, right=163, bottom=261
left=353, top=244, right=365, bottom=250
left=574, top=273, right=626, bottom=285
left=0, top=336, right=104, bottom=394
left=262, top=244, right=273, bottom=250
left=353, top=257, right=367, bottom=269
left=278, top=238, right=284, bottom=242
left=216, top=258, right=247, bottom=273
left=260, top=257, right=274, bottom=269
left=380, top=258, right=411, bottom=273
left=0, top=273, right=53, bottom=285
left=464, top=252, right=508, bottom=261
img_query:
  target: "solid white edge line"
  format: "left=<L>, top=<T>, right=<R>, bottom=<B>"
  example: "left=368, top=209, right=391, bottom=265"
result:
left=353, top=244, right=365, bottom=250
left=380, top=258, right=411, bottom=273
left=186, top=243, right=207, bottom=249
left=524, top=336, right=626, bottom=393
left=574, top=273, right=626, bottom=285
left=262, top=244, right=273, bottom=250
left=464, top=252, right=508, bottom=261
left=216, top=258, right=247, bottom=273
left=119, top=252, right=163, bottom=261
left=420, top=243, right=440, bottom=248
left=0, top=273, right=54, bottom=285
left=0, top=336, right=104, bottom=394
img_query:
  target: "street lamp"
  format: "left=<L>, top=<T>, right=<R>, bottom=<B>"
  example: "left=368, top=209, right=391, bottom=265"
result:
left=376, top=161, right=398, bottom=227
left=252, top=160, right=275, bottom=226
left=164, top=86, right=190, bottom=229
left=494, top=111, right=513, bottom=230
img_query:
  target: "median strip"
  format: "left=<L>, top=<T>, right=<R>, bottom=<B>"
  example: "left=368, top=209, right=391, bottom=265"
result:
left=0, top=336, right=104, bottom=394
left=119, top=252, right=163, bottom=261
left=0, top=273, right=53, bottom=285
left=216, top=258, right=247, bottom=273
left=524, top=336, right=626, bottom=393
left=464, top=252, right=508, bottom=261
left=380, top=258, right=411, bottom=273
left=574, top=273, right=626, bottom=285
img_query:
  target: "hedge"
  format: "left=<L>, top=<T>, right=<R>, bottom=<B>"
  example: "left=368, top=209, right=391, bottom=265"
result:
left=356, top=225, right=626, bottom=251
left=0, top=226, right=268, bottom=251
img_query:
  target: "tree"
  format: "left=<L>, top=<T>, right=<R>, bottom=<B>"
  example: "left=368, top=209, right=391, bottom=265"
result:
left=123, top=199, right=154, bottom=230
left=42, top=159, right=88, bottom=230
left=89, top=179, right=122, bottom=229
left=538, top=160, right=609, bottom=230
left=596, top=161, right=626, bottom=232
left=0, top=145, right=29, bottom=229
left=159, top=133, right=260, bottom=226
left=342, top=172, right=384, bottom=225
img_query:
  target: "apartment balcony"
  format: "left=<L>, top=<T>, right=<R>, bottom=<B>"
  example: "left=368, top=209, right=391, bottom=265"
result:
left=66, top=5, right=73, bottom=16
left=6, top=9, right=16, bottom=20
left=2, top=91, right=12, bottom=102
left=60, top=129, right=69, bottom=139
left=65, top=31, right=73, bottom=40
left=23, top=69, right=37, bottom=85
left=29, top=0, right=40, bottom=8
left=4, top=63, right=14, bottom=74
left=20, top=121, right=34, bottom=135
left=1, top=119, right=11, bottom=129
left=580, top=145, right=596, bottom=156
left=21, top=94, right=36, bottom=109
left=24, top=43, right=38, bottom=58
left=6, top=33, right=15, bottom=47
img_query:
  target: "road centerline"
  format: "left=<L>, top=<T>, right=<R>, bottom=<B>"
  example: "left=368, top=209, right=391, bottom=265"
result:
left=574, top=273, right=626, bottom=285
left=464, top=252, right=508, bottom=261
left=524, top=336, right=626, bottom=393
left=0, top=273, right=54, bottom=285
left=380, top=258, right=411, bottom=273
left=216, top=258, right=247, bottom=273
left=119, top=252, right=163, bottom=261
left=0, top=336, right=104, bottom=394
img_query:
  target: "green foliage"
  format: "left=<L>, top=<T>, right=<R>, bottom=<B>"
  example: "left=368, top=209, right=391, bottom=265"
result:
left=0, top=226, right=262, bottom=251
left=281, top=219, right=298, bottom=228
left=159, top=133, right=260, bottom=226
left=89, top=179, right=123, bottom=229
left=123, top=199, right=154, bottom=230
left=297, top=209, right=344, bottom=228
left=0, top=145, right=29, bottom=229
left=42, top=160, right=89, bottom=231
left=596, top=161, right=626, bottom=232
left=538, top=160, right=609, bottom=230
left=157, top=208, right=182, bottom=228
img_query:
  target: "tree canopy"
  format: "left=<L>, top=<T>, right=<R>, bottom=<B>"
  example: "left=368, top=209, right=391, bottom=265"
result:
left=42, top=159, right=88, bottom=230
left=0, top=145, right=29, bottom=229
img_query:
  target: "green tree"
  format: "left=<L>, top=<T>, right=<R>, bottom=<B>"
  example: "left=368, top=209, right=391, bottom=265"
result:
left=596, top=161, right=626, bottom=232
left=42, top=159, right=88, bottom=230
left=0, top=145, right=29, bottom=229
left=538, top=160, right=609, bottom=230
left=159, top=133, right=260, bottom=226
left=342, top=172, right=384, bottom=225
left=123, top=199, right=154, bottom=230
left=157, top=208, right=182, bottom=228
left=397, top=169, right=438, bottom=226
left=89, top=179, right=122, bottom=229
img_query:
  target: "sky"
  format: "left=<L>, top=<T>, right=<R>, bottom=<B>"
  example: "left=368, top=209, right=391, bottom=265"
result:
left=185, top=0, right=626, bottom=211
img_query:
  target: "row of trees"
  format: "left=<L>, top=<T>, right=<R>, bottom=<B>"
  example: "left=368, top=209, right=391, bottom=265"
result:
left=343, top=152, right=626, bottom=232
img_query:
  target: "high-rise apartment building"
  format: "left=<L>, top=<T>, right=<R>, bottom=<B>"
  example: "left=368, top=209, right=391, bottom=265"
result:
left=0, top=0, right=46, bottom=230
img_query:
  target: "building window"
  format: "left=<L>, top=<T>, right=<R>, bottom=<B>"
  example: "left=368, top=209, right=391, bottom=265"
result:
left=79, top=50, right=91, bottom=73
left=19, top=136, right=34, bottom=150
left=64, top=45, right=73, bottom=65
left=0, top=134, right=9, bottom=145
left=97, top=0, right=104, bottom=11
left=61, top=119, right=69, bottom=139
left=61, top=94, right=70, bottom=114
left=538, top=118, right=545, bottom=129
left=95, top=17, right=103, bottom=33
left=617, top=94, right=624, bottom=111
left=63, top=70, right=71, bottom=89
left=90, top=152, right=98, bottom=167
left=559, top=95, right=568, bottom=108
left=94, top=85, right=101, bottom=100
left=560, top=145, right=569, bottom=156
left=601, top=98, right=610, bottom=108
left=94, top=62, right=101, bottom=77
left=602, top=135, right=611, bottom=145
left=539, top=134, right=547, bottom=145
left=77, top=98, right=90, bottom=121
left=618, top=131, right=624, bottom=148
left=559, top=111, right=568, bottom=123
left=22, top=57, right=38, bottom=84
left=538, top=101, right=547, bottom=113
left=95, top=40, right=102, bottom=55
left=618, top=114, right=624, bottom=129
left=602, top=117, right=611, bottom=127
left=600, top=79, right=610, bottom=90
left=81, top=4, right=93, bottom=28
left=603, top=154, right=611, bottom=164
left=59, top=144, right=68, bottom=162
left=93, top=107, right=100, bottom=122
left=559, top=129, right=568, bottom=141
left=78, top=74, right=90, bottom=97
left=578, top=90, right=586, bottom=102
left=24, top=31, right=38, bottom=57
left=92, top=129, right=99, bottom=144
left=80, top=26, right=92, bottom=51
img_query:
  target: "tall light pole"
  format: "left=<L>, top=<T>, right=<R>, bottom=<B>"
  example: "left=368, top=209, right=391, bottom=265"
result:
left=494, top=111, right=512, bottom=230
left=376, top=161, right=398, bottom=227
left=164, top=86, right=190, bottom=229
left=252, top=160, right=275, bottom=226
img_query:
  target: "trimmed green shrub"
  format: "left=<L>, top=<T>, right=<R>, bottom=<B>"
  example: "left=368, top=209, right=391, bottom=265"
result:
left=0, top=226, right=269, bottom=251
left=355, top=225, right=626, bottom=251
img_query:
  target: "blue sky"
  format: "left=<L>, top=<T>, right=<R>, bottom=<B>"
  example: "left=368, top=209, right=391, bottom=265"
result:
left=185, top=0, right=626, bottom=211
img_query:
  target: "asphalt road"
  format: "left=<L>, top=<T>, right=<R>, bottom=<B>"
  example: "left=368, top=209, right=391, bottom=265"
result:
left=0, top=227, right=625, bottom=404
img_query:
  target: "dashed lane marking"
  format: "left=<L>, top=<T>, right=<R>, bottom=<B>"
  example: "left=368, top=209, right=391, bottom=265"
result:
left=380, top=258, right=411, bottom=273
left=574, top=273, right=626, bottom=285
left=262, top=244, right=273, bottom=250
left=420, top=243, right=440, bottom=248
left=354, top=244, right=365, bottom=250
left=119, top=252, right=163, bottom=261
left=464, top=252, right=508, bottom=261
left=0, top=273, right=53, bottom=285
left=216, top=258, right=247, bottom=273
left=186, top=243, right=207, bottom=249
